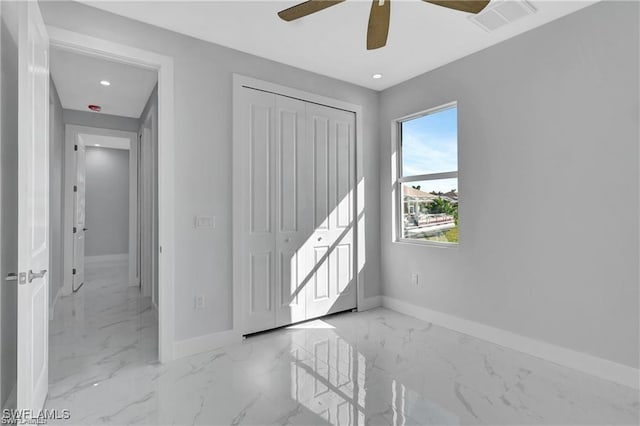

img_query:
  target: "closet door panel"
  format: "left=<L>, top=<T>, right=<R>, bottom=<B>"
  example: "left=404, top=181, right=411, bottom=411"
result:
left=275, top=95, right=309, bottom=327
left=312, top=116, right=330, bottom=231
left=239, top=88, right=277, bottom=334
left=304, top=104, right=357, bottom=320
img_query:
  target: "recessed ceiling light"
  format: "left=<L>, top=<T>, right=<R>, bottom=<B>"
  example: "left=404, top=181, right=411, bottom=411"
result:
left=372, top=73, right=383, bottom=79
left=100, top=80, right=111, bottom=86
left=95, top=144, right=101, bottom=147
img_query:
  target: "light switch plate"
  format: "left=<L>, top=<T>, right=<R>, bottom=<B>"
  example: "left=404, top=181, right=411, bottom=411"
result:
left=411, top=273, right=419, bottom=286
left=194, top=215, right=215, bottom=228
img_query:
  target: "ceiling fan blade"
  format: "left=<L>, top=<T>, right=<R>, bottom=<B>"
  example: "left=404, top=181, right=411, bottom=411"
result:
left=423, top=0, right=490, bottom=14
left=278, top=0, right=346, bottom=22
left=367, top=0, right=391, bottom=50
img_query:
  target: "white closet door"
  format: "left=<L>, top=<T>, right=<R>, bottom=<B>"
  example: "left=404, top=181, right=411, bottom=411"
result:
left=274, top=96, right=311, bottom=327
left=238, top=88, right=277, bottom=334
left=238, top=87, right=357, bottom=335
left=304, top=104, right=357, bottom=320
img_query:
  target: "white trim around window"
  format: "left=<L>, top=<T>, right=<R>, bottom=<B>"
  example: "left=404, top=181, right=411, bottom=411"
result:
left=392, top=101, right=460, bottom=247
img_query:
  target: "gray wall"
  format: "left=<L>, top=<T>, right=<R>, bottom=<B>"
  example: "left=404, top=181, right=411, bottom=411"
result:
left=379, top=1, right=639, bottom=368
left=0, top=1, right=18, bottom=408
left=49, top=79, right=65, bottom=308
left=63, top=109, right=140, bottom=132
left=40, top=1, right=382, bottom=341
left=85, top=147, right=130, bottom=257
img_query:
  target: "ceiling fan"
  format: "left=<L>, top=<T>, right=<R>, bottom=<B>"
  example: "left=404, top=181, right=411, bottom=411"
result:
left=278, top=0, right=491, bottom=50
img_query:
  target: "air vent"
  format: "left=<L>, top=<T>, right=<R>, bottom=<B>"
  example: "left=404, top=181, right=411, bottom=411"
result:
left=469, top=0, right=536, bottom=32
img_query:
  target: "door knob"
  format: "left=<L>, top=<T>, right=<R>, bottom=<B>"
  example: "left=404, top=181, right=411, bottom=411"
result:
left=83, top=227, right=88, bottom=231
left=28, top=269, right=47, bottom=283
left=317, top=237, right=322, bottom=241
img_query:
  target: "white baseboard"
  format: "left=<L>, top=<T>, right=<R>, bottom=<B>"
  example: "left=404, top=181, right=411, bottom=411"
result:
left=85, top=253, right=128, bottom=264
left=174, top=295, right=381, bottom=360
left=382, top=296, right=639, bottom=390
left=173, top=329, right=242, bottom=359
left=359, top=295, right=382, bottom=311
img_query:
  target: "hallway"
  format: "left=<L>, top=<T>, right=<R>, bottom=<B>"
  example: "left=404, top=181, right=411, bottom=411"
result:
left=47, top=259, right=157, bottom=416
left=44, top=263, right=638, bottom=425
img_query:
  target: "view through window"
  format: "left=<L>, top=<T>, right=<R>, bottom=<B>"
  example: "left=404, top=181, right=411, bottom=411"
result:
left=398, top=104, right=458, bottom=243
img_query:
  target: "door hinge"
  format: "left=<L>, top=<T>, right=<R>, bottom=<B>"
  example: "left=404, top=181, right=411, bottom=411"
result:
left=72, top=268, right=76, bottom=275
left=73, top=185, right=77, bottom=192
left=73, top=227, right=77, bottom=234
left=74, top=144, right=78, bottom=151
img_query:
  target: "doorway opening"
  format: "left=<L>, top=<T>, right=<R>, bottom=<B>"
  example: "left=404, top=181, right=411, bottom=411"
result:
left=64, top=127, right=140, bottom=295
left=48, top=46, right=161, bottom=396
left=1, top=4, right=175, bottom=410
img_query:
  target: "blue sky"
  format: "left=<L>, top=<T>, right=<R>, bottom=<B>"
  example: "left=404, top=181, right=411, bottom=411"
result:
left=402, top=106, right=458, bottom=193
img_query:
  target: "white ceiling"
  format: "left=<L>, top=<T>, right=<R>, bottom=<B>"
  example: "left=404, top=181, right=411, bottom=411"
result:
left=78, top=0, right=598, bottom=90
left=50, top=48, right=158, bottom=118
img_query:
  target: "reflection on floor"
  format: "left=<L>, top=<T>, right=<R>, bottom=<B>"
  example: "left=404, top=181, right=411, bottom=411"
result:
left=47, top=259, right=157, bottom=416
left=47, top=262, right=639, bottom=425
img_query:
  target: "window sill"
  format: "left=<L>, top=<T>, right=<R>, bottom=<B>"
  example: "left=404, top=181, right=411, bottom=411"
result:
left=394, top=239, right=459, bottom=249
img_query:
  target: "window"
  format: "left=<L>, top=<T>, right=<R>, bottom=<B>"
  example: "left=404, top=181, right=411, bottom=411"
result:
left=396, top=103, right=458, bottom=244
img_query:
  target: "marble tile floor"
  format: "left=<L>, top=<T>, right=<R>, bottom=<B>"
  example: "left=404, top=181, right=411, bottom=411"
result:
left=47, top=261, right=639, bottom=425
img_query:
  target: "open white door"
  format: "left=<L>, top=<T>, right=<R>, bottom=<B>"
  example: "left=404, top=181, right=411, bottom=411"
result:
left=16, top=1, right=50, bottom=412
left=72, top=142, right=86, bottom=292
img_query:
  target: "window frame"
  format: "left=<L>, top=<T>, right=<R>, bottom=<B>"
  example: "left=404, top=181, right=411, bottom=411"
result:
left=394, top=101, right=459, bottom=247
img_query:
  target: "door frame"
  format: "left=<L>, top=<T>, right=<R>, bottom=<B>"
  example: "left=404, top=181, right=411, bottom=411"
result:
left=138, top=106, right=158, bottom=307
left=49, top=27, right=176, bottom=362
left=232, top=74, right=365, bottom=335
left=63, top=125, right=138, bottom=294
